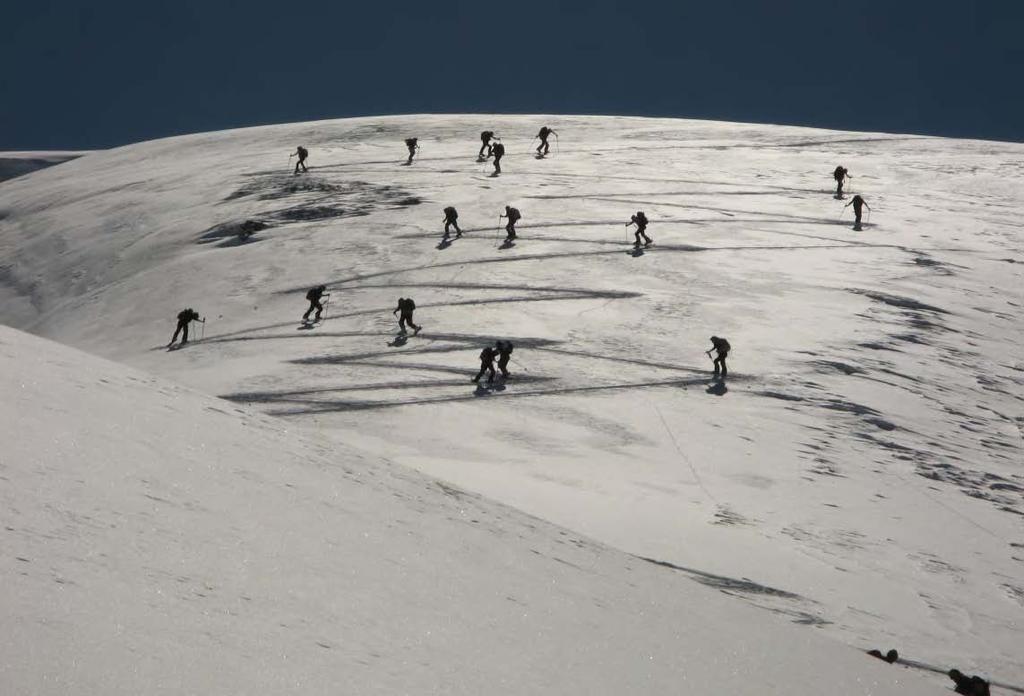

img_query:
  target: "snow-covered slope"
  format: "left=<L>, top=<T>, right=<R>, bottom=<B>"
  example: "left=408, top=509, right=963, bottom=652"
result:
left=1, top=114, right=1021, bottom=683
left=0, top=325, right=938, bottom=694
left=0, top=151, right=90, bottom=183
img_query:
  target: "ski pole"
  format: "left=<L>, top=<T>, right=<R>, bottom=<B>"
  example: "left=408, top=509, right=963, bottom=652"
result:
left=200, top=318, right=206, bottom=341
left=510, top=357, right=530, bottom=373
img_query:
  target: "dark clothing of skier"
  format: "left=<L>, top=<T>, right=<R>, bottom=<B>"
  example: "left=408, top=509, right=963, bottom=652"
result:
left=479, top=131, right=495, bottom=159
left=866, top=649, right=899, bottom=664
left=442, top=206, right=461, bottom=238
left=294, top=146, right=308, bottom=174
left=495, top=341, right=514, bottom=378
left=627, top=211, right=652, bottom=247
left=833, top=166, right=849, bottom=196
left=473, top=346, right=497, bottom=383
left=500, top=206, right=521, bottom=241
left=490, top=142, right=505, bottom=174
left=708, top=336, right=730, bottom=377
left=170, top=308, right=202, bottom=345
left=405, top=138, right=418, bottom=164
left=845, top=195, right=870, bottom=229
left=948, top=670, right=990, bottom=696
left=393, top=297, right=421, bottom=334
left=536, top=126, right=555, bottom=155
left=303, top=285, right=327, bottom=322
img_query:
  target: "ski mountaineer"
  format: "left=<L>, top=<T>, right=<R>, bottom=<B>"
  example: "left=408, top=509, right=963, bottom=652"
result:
left=707, top=336, right=730, bottom=378
left=495, top=340, right=514, bottom=379
left=169, top=308, right=203, bottom=346
left=535, top=126, right=556, bottom=155
left=626, top=211, right=652, bottom=248
left=393, top=297, right=421, bottom=335
left=472, top=344, right=497, bottom=384
left=479, top=130, right=495, bottom=159
left=489, top=141, right=505, bottom=174
left=442, top=206, right=461, bottom=239
left=833, top=165, right=850, bottom=197
left=845, top=194, right=870, bottom=230
left=866, top=649, right=899, bottom=664
left=404, top=137, right=419, bottom=164
left=293, top=146, right=309, bottom=174
left=948, top=670, right=991, bottom=696
left=302, top=285, right=328, bottom=323
left=499, top=205, right=521, bottom=242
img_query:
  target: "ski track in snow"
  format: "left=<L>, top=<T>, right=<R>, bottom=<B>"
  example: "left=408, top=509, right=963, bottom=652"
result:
left=1, top=114, right=1022, bottom=684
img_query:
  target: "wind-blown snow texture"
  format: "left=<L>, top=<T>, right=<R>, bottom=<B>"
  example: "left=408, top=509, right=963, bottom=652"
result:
left=1, top=115, right=1022, bottom=687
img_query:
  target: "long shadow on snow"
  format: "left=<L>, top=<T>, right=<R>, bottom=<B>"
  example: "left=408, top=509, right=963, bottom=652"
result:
left=264, top=375, right=748, bottom=415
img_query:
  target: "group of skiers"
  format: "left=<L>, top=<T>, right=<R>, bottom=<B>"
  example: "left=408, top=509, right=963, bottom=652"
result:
left=866, top=648, right=991, bottom=696
left=833, top=165, right=871, bottom=230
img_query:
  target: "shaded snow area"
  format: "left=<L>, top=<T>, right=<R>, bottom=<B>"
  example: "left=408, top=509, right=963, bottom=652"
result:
left=1, top=114, right=1021, bottom=690
left=0, top=326, right=937, bottom=694
left=0, top=151, right=91, bottom=183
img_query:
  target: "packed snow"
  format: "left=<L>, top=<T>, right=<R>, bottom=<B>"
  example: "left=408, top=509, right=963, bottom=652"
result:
left=1, top=114, right=1021, bottom=690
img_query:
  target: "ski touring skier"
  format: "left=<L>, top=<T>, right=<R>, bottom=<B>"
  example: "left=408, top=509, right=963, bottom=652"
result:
left=833, top=165, right=850, bottom=197
left=472, top=344, right=497, bottom=384
left=405, top=138, right=419, bottom=164
left=495, top=340, right=514, bottom=379
left=169, top=308, right=203, bottom=347
left=442, top=206, right=462, bottom=240
left=479, top=130, right=495, bottom=159
left=489, top=140, right=505, bottom=174
left=302, top=285, right=328, bottom=323
left=707, top=336, right=730, bottom=378
left=293, top=146, right=309, bottom=174
left=626, top=211, right=652, bottom=248
left=535, top=126, right=556, bottom=156
left=866, top=649, right=899, bottom=664
left=499, top=205, right=521, bottom=243
left=948, top=670, right=991, bottom=696
left=844, top=194, right=870, bottom=230
left=393, top=297, right=421, bottom=335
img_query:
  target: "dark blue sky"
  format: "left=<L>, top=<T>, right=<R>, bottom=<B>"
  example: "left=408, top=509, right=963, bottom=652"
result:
left=3, top=0, right=1022, bottom=149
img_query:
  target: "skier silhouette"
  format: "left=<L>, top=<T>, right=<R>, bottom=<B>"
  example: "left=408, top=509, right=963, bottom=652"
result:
left=479, top=130, right=495, bottom=159
left=536, top=126, right=556, bottom=156
left=866, top=649, right=899, bottom=664
left=169, top=308, right=203, bottom=346
left=948, top=670, right=990, bottom=696
left=495, top=340, right=514, bottom=379
left=293, top=146, right=308, bottom=174
left=845, top=194, right=870, bottom=230
left=405, top=138, right=419, bottom=164
left=489, top=141, right=505, bottom=174
left=626, top=211, right=652, bottom=247
left=472, top=345, right=497, bottom=384
left=303, top=285, right=328, bottom=323
left=393, top=297, right=421, bottom=335
left=499, top=205, right=521, bottom=243
left=707, top=336, right=730, bottom=378
left=833, top=166, right=850, bottom=197
left=442, top=206, right=461, bottom=239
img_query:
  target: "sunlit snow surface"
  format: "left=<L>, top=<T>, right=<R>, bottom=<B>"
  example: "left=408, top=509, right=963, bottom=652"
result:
left=1, top=115, right=1021, bottom=688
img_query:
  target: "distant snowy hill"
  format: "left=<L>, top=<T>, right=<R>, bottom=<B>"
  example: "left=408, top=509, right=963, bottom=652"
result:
left=0, top=151, right=90, bottom=183
left=0, top=325, right=937, bottom=694
left=1, top=114, right=1021, bottom=686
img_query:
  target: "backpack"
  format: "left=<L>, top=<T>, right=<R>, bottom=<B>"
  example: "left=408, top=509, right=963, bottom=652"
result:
left=481, top=131, right=493, bottom=141
left=297, top=147, right=308, bottom=159
left=635, top=212, right=648, bottom=225
left=834, top=166, right=845, bottom=180
left=444, top=206, right=457, bottom=219
left=493, top=143, right=505, bottom=156
left=306, top=288, right=316, bottom=301
left=508, top=208, right=521, bottom=222
left=480, top=347, right=494, bottom=361
left=716, top=338, right=731, bottom=352
left=405, top=298, right=415, bottom=311
left=405, top=138, right=417, bottom=147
